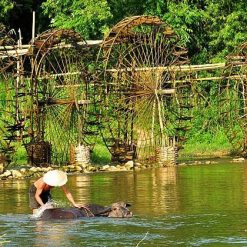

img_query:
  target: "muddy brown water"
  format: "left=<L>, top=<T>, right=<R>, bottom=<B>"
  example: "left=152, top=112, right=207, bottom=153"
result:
left=1, top=159, right=247, bottom=246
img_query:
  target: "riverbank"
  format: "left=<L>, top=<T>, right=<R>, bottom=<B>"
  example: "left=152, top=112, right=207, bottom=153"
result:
left=0, top=160, right=146, bottom=180
left=0, top=156, right=245, bottom=181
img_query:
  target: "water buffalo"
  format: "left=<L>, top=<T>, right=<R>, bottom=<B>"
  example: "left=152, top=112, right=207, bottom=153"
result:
left=39, top=202, right=133, bottom=220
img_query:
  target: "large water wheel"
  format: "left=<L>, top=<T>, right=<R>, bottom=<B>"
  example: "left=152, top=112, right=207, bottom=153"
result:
left=27, top=29, right=97, bottom=165
left=0, top=26, right=28, bottom=169
left=222, top=42, right=247, bottom=154
left=95, top=16, right=191, bottom=164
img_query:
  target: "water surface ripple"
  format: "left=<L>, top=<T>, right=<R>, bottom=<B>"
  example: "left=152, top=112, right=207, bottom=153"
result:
left=1, top=161, right=247, bottom=246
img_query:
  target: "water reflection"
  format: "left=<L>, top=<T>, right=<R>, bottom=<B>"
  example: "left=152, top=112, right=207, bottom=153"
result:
left=70, top=175, right=91, bottom=205
left=0, top=167, right=179, bottom=217
left=65, top=167, right=179, bottom=216
left=0, top=163, right=246, bottom=216
left=0, top=179, right=29, bottom=214
left=177, top=162, right=246, bottom=213
left=243, top=163, right=247, bottom=210
left=132, top=167, right=179, bottom=216
left=33, top=220, right=78, bottom=247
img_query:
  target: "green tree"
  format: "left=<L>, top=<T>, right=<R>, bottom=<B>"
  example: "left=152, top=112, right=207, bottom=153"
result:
left=0, top=0, right=13, bottom=21
left=205, top=0, right=247, bottom=61
left=161, top=1, right=207, bottom=63
left=0, top=0, right=50, bottom=42
left=42, top=0, right=112, bottom=39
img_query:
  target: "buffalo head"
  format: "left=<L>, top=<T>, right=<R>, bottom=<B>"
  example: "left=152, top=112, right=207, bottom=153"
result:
left=107, top=202, right=132, bottom=218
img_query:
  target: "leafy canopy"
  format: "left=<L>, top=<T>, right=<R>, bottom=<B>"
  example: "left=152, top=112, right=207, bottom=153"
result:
left=0, top=0, right=13, bottom=21
left=42, top=0, right=112, bottom=39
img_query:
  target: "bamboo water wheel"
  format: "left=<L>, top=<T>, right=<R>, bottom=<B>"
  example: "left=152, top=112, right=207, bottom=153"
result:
left=95, top=16, right=192, bottom=163
left=0, top=26, right=28, bottom=167
left=0, top=27, right=15, bottom=76
left=221, top=42, right=247, bottom=153
left=27, top=29, right=96, bottom=165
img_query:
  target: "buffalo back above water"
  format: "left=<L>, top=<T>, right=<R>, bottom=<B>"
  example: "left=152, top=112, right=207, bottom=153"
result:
left=40, top=202, right=132, bottom=220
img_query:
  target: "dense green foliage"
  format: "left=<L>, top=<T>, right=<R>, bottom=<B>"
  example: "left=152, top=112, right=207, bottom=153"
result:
left=0, top=0, right=13, bottom=20
left=1, top=0, right=247, bottom=60
left=42, top=0, right=112, bottom=39
left=41, top=0, right=247, bottom=62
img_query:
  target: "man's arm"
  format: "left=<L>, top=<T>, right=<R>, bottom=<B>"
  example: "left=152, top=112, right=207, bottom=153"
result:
left=35, top=186, right=45, bottom=207
left=61, top=185, right=81, bottom=208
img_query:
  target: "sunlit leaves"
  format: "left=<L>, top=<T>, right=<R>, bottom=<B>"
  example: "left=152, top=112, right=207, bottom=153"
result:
left=42, top=0, right=112, bottom=39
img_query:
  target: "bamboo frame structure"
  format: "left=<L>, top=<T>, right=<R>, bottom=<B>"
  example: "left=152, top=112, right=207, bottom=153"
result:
left=26, top=29, right=98, bottom=165
left=221, top=42, right=247, bottom=155
left=95, top=16, right=192, bottom=163
left=0, top=16, right=247, bottom=166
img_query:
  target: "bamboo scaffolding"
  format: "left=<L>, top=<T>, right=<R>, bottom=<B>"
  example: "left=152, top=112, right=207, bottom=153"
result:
left=28, top=71, right=246, bottom=84
left=170, top=74, right=247, bottom=83
left=106, top=63, right=231, bottom=73
left=38, top=99, right=91, bottom=105
left=0, top=40, right=102, bottom=58
left=0, top=48, right=28, bottom=58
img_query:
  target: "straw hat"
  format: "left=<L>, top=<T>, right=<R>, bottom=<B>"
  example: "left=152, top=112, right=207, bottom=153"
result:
left=43, top=170, right=68, bottom=187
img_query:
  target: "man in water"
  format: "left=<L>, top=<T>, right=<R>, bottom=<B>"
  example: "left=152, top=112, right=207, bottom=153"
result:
left=29, top=170, right=84, bottom=215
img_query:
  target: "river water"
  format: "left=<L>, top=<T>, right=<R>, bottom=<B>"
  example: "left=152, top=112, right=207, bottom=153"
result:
left=1, top=159, right=247, bottom=246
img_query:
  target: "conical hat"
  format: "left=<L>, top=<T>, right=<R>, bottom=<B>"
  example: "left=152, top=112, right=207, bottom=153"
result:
left=43, top=170, right=68, bottom=187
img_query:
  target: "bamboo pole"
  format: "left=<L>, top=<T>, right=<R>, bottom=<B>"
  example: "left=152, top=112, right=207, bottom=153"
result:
left=243, top=77, right=247, bottom=156
left=170, top=74, right=247, bottom=83
left=0, top=40, right=102, bottom=58
left=0, top=44, right=30, bottom=50
left=32, top=11, right=35, bottom=42
left=106, top=63, right=227, bottom=73
left=21, top=71, right=247, bottom=84
left=38, top=99, right=91, bottom=105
